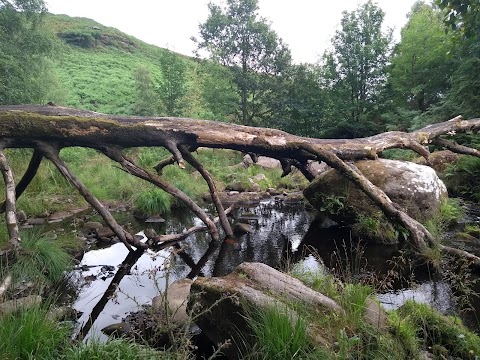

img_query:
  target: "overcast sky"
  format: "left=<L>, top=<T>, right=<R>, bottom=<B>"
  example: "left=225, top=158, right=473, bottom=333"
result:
left=45, top=0, right=422, bottom=64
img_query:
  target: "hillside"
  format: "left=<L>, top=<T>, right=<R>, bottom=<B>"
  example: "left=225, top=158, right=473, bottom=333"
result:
left=45, top=14, right=234, bottom=119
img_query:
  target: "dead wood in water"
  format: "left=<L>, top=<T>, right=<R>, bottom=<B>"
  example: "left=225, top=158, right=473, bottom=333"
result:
left=0, top=104, right=480, bottom=268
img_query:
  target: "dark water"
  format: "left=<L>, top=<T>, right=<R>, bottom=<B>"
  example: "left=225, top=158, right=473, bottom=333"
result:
left=70, top=198, right=314, bottom=341
left=68, top=198, right=480, bottom=341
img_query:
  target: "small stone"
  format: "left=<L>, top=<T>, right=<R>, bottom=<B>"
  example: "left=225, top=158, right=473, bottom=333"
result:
left=252, top=173, right=267, bottom=182
left=153, top=279, right=193, bottom=324
left=233, top=222, right=254, bottom=235
left=16, top=210, right=27, bottom=223
left=101, top=322, right=132, bottom=337
left=0, top=295, right=42, bottom=315
left=101, top=265, right=115, bottom=272
left=145, top=216, right=165, bottom=223
left=83, top=221, right=103, bottom=230
left=96, top=227, right=115, bottom=238
left=27, top=218, right=45, bottom=225
left=267, top=187, right=281, bottom=196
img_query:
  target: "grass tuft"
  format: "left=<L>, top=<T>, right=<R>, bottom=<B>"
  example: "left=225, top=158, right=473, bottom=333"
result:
left=4, top=228, right=72, bottom=286
left=0, top=303, right=71, bottom=360
left=133, top=187, right=172, bottom=215
left=246, top=305, right=309, bottom=359
left=62, top=338, right=166, bottom=360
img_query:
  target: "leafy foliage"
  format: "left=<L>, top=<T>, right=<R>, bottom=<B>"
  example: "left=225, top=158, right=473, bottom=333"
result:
left=443, top=155, right=480, bottom=201
left=321, top=0, right=392, bottom=138
left=264, top=64, right=327, bottom=137
left=194, top=0, right=291, bottom=125
left=0, top=0, right=57, bottom=104
left=133, top=66, right=160, bottom=116
left=388, top=3, right=454, bottom=116
left=157, top=50, right=187, bottom=116
left=435, top=0, right=480, bottom=40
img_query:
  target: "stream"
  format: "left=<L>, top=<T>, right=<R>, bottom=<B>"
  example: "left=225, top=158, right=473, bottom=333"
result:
left=63, top=196, right=480, bottom=341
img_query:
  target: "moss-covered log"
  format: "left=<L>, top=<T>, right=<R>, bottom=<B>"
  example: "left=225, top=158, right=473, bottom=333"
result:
left=0, top=104, right=480, bottom=267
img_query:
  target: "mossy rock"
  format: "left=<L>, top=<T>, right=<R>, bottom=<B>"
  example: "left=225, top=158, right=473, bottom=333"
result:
left=304, top=159, right=448, bottom=243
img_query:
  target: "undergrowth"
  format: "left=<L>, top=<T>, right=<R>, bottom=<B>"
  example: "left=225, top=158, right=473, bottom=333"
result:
left=1, top=228, right=72, bottom=287
left=0, top=303, right=71, bottom=360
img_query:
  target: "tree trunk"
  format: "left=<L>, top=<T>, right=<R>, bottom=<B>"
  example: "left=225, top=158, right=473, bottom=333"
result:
left=1, top=105, right=480, bottom=267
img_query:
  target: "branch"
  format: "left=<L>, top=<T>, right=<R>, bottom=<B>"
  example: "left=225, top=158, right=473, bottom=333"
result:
left=101, top=146, right=220, bottom=242
left=179, top=145, right=233, bottom=237
left=154, top=155, right=175, bottom=175
left=0, top=149, right=42, bottom=214
left=431, top=138, right=480, bottom=158
left=37, top=142, right=145, bottom=251
left=440, top=245, right=480, bottom=269
left=0, top=150, right=20, bottom=251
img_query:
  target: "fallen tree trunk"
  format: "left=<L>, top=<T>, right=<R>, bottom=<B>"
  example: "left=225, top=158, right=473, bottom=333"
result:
left=0, top=104, right=479, bottom=267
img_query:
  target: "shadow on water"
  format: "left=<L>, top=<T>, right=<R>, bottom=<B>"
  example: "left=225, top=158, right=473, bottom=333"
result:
left=69, top=197, right=480, bottom=343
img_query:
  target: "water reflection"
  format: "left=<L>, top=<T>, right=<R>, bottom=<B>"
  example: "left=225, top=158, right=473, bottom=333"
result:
left=71, top=198, right=480, bottom=341
left=72, top=198, right=314, bottom=340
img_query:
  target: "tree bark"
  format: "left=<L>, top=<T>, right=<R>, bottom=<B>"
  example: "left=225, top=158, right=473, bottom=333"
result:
left=0, top=149, right=20, bottom=252
left=1, top=105, right=480, bottom=266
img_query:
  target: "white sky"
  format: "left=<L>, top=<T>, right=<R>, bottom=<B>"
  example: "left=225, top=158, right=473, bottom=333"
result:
left=45, top=0, right=422, bottom=64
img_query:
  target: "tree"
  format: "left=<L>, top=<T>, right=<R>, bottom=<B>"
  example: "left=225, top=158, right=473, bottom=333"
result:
left=200, top=60, right=238, bottom=121
left=194, top=0, right=291, bottom=125
left=387, top=2, right=454, bottom=124
left=157, top=50, right=187, bottom=117
left=133, top=67, right=160, bottom=116
left=321, top=0, right=392, bottom=138
left=435, top=0, right=480, bottom=40
left=0, top=0, right=55, bottom=104
left=264, top=64, right=327, bottom=137
left=2, top=104, right=480, bottom=268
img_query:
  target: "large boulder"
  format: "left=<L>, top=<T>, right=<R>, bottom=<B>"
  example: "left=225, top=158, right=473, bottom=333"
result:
left=187, top=262, right=343, bottom=359
left=152, top=278, right=193, bottom=324
left=304, top=159, right=448, bottom=243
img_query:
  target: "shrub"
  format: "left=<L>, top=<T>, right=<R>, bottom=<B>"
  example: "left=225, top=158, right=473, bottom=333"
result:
left=443, top=155, right=480, bottom=201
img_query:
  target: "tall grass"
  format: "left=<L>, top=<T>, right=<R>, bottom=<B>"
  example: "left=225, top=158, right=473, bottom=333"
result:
left=3, top=228, right=72, bottom=286
left=398, top=300, right=480, bottom=358
left=0, top=304, right=71, bottom=360
left=134, top=187, right=172, bottom=215
left=246, top=305, right=309, bottom=359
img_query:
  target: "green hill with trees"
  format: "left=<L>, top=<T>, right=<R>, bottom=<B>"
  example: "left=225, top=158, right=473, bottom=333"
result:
left=3, top=1, right=480, bottom=139
left=43, top=13, right=237, bottom=120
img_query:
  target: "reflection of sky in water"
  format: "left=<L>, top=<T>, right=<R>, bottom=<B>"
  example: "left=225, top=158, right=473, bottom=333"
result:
left=72, top=199, right=313, bottom=341
left=73, top=197, right=476, bottom=342
left=377, top=281, right=454, bottom=313
left=74, top=241, right=189, bottom=341
left=295, top=254, right=456, bottom=315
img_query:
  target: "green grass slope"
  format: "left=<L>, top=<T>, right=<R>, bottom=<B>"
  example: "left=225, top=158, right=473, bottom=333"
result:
left=45, top=13, right=230, bottom=118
